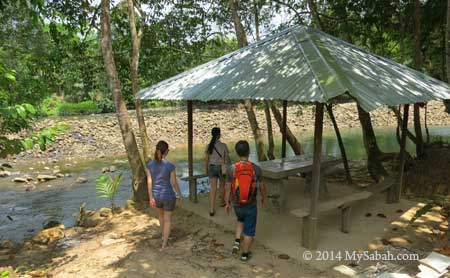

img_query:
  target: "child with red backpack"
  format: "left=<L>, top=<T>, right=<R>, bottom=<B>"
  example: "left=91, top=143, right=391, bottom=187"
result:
left=224, top=140, right=268, bottom=262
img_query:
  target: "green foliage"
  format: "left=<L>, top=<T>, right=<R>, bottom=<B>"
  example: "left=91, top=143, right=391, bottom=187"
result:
left=1, top=270, right=9, bottom=278
left=39, top=96, right=60, bottom=116
left=57, top=101, right=100, bottom=116
left=96, top=173, right=124, bottom=210
left=146, top=100, right=183, bottom=108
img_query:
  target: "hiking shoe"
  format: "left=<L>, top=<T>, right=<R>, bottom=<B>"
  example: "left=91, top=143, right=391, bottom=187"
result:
left=240, top=252, right=252, bottom=262
left=232, top=241, right=240, bottom=254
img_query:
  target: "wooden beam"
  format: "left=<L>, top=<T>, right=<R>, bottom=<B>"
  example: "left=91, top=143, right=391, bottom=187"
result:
left=282, top=100, right=287, bottom=158
left=187, top=101, right=197, bottom=203
left=302, top=102, right=324, bottom=250
left=326, top=104, right=352, bottom=184
left=392, top=104, right=409, bottom=203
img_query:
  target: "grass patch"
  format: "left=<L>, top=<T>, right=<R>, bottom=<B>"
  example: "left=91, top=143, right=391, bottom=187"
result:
left=57, top=101, right=100, bottom=116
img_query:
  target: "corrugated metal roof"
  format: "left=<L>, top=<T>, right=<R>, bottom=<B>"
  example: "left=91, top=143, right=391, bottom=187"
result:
left=137, top=25, right=450, bottom=112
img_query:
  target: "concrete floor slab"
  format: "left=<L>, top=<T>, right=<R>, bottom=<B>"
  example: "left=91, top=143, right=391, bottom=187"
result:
left=181, top=177, right=417, bottom=271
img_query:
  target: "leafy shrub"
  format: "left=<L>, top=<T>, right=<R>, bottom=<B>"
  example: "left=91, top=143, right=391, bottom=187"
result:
left=96, top=173, right=124, bottom=210
left=39, top=96, right=60, bottom=116
left=146, top=100, right=182, bottom=108
left=96, top=98, right=115, bottom=113
left=57, top=101, right=100, bottom=116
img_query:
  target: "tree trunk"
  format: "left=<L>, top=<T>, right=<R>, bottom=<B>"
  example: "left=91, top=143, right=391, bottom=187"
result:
left=253, top=2, right=274, bottom=159
left=127, top=0, right=151, bottom=161
left=326, top=104, right=352, bottom=184
left=229, top=0, right=267, bottom=161
left=357, top=105, right=387, bottom=182
left=445, top=0, right=450, bottom=113
left=100, top=0, right=148, bottom=204
left=412, top=0, right=424, bottom=157
left=264, top=101, right=275, bottom=160
left=306, top=0, right=324, bottom=30
left=270, top=103, right=304, bottom=155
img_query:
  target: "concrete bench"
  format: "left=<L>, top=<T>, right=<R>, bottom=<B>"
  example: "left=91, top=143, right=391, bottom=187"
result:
left=290, top=191, right=373, bottom=242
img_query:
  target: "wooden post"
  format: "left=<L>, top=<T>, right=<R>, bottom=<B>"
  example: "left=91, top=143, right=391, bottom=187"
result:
left=282, top=100, right=287, bottom=158
left=390, top=104, right=409, bottom=203
left=187, top=101, right=197, bottom=203
left=302, top=102, right=324, bottom=249
left=326, top=104, right=352, bottom=184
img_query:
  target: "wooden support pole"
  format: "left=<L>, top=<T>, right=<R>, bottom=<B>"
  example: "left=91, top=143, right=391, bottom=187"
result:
left=187, top=101, right=197, bottom=203
left=326, top=104, right=352, bottom=184
left=302, top=102, right=324, bottom=250
left=391, top=104, right=409, bottom=203
left=282, top=100, right=287, bottom=158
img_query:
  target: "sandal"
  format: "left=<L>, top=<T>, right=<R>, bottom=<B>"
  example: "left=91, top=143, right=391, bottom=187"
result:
left=209, top=210, right=215, bottom=217
left=232, top=241, right=240, bottom=255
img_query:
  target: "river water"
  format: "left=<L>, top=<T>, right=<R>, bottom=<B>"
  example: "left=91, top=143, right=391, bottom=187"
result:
left=1, top=126, right=450, bottom=242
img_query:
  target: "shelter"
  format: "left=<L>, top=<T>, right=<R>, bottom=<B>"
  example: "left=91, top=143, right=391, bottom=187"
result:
left=137, top=25, right=450, bottom=249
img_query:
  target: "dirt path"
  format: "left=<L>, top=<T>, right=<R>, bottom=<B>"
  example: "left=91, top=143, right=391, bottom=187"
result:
left=4, top=207, right=339, bottom=278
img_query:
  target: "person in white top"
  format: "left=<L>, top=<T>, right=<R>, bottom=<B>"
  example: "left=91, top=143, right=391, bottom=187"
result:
left=205, top=127, right=231, bottom=216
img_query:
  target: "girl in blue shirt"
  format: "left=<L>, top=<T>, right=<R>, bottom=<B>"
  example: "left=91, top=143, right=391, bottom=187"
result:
left=146, top=140, right=182, bottom=251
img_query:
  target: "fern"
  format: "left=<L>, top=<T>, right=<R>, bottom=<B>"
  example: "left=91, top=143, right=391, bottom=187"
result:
left=96, top=173, right=123, bottom=210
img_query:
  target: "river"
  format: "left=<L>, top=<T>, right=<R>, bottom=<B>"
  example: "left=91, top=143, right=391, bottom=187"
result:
left=1, top=126, right=450, bottom=242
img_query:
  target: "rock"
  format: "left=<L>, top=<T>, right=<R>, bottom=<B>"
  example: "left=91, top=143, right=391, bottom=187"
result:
left=25, top=184, right=36, bottom=191
left=0, top=171, right=11, bottom=177
left=102, top=167, right=109, bottom=173
left=1, top=240, right=13, bottom=249
left=43, top=220, right=61, bottom=230
left=44, top=167, right=50, bottom=170
left=37, top=175, right=57, bottom=181
left=32, top=224, right=65, bottom=245
left=75, top=203, right=106, bottom=228
left=74, top=177, right=87, bottom=184
left=13, top=177, right=28, bottom=183
left=56, top=173, right=64, bottom=178
left=109, top=166, right=116, bottom=172
left=53, top=169, right=61, bottom=175
left=278, top=254, right=290, bottom=260
left=99, top=207, right=112, bottom=217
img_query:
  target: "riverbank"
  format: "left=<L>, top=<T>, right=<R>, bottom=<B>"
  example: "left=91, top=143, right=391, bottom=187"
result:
left=6, top=101, right=450, bottom=165
left=0, top=204, right=336, bottom=278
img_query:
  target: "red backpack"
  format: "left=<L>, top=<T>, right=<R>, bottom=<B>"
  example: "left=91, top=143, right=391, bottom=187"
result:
left=231, top=161, right=258, bottom=205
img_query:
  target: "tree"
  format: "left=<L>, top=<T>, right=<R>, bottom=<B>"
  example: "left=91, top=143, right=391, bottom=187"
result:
left=446, top=0, right=450, bottom=112
left=100, top=0, right=148, bottom=204
left=228, top=0, right=268, bottom=161
left=412, top=0, right=425, bottom=157
left=127, top=0, right=151, bottom=160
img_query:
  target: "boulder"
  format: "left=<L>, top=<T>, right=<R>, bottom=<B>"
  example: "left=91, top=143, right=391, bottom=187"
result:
left=75, top=203, right=107, bottom=228
left=56, top=173, right=64, bottom=178
left=0, top=171, right=11, bottom=177
left=32, top=224, right=65, bottom=245
left=37, top=175, right=57, bottom=182
left=43, top=220, right=61, bottom=230
left=74, top=177, right=87, bottom=184
left=1, top=240, right=13, bottom=249
left=13, top=177, right=28, bottom=183
left=99, top=207, right=112, bottom=217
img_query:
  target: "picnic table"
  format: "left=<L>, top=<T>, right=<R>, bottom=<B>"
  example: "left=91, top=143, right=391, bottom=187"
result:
left=254, top=155, right=342, bottom=212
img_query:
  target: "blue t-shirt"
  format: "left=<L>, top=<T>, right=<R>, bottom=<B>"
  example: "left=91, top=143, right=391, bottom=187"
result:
left=147, top=160, right=176, bottom=201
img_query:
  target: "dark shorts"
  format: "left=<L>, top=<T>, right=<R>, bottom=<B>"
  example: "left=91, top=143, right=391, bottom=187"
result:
left=208, top=164, right=223, bottom=179
left=155, top=198, right=176, bottom=211
left=234, top=203, right=257, bottom=237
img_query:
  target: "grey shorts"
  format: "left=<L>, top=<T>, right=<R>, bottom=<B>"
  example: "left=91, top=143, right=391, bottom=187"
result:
left=208, top=164, right=223, bottom=179
left=155, top=198, right=176, bottom=211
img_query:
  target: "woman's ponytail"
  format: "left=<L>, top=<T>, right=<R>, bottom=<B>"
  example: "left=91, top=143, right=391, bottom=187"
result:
left=154, top=140, right=169, bottom=162
left=207, top=127, right=221, bottom=154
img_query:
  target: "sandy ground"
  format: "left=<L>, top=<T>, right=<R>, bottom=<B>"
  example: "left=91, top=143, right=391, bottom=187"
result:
left=2, top=207, right=341, bottom=278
